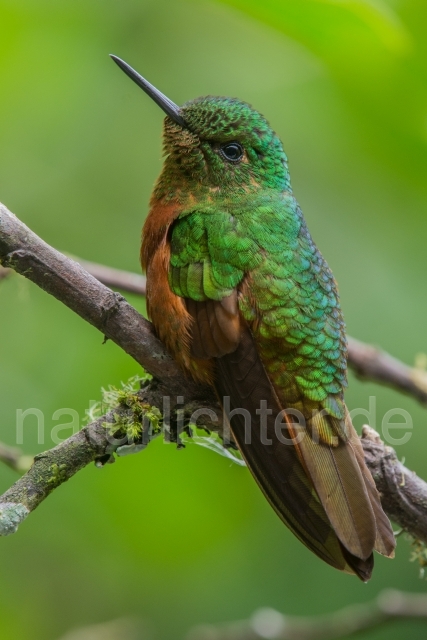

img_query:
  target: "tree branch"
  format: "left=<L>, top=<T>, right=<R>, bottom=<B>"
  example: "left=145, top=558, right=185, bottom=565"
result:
left=186, top=589, right=427, bottom=640
left=1, top=202, right=427, bottom=548
left=0, top=442, right=33, bottom=474
left=361, top=426, right=427, bottom=545
left=71, top=257, right=146, bottom=296
left=348, top=336, right=427, bottom=405
left=0, top=416, right=109, bottom=535
left=0, top=255, right=147, bottom=295
left=51, top=591, right=427, bottom=640
left=0, top=378, right=220, bottom=535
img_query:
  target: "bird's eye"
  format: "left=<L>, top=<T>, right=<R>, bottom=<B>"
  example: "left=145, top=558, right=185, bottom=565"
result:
left=220, top=141, right=244, bottom=163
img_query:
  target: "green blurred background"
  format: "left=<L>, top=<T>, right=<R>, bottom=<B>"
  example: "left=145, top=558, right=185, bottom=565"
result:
left=1, top=0, right=427, bottom=638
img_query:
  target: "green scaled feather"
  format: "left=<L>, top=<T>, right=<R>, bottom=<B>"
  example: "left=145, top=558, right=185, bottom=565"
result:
left=169, top=190, right=347, bottom=424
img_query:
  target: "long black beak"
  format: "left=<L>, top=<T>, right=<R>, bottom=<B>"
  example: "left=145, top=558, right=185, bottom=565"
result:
left=110, top=54, right=187, bottom=129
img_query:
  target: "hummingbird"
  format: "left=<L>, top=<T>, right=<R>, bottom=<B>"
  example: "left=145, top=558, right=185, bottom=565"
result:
left=111, top=55, right=395, bottom=580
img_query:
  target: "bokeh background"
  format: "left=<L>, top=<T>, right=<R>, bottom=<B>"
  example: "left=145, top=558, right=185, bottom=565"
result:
left=1, top=0, right=427, bottom=638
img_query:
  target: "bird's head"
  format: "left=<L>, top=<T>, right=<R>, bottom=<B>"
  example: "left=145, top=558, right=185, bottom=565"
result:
left=111, top=56, right=291, bottom=200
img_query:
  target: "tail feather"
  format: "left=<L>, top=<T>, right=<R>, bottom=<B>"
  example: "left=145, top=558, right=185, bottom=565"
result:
left=295, top=429, right=377, bottom=560
left=346, top=415, right=395, bottom=558
left=215, top=327, right=380, bottom=580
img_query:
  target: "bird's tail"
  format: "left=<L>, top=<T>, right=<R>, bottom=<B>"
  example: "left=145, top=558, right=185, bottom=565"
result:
left=214, top=327, right=395, bottom=580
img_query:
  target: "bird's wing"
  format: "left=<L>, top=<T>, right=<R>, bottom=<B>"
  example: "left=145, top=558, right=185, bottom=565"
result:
left=169, top=208, right=393, bottom=579
left=169, top=209, right=245, bottom=358
left=214, top=326, right=376, bottom=580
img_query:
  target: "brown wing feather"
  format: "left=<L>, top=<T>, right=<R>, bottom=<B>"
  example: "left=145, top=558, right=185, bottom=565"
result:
left=214, top=326, right=373, bottom=579
left=295, top=429, right=376, bottom=559
left=186, top=293, right=241, bottom=359
left=184, top=299, right=393, bottom=579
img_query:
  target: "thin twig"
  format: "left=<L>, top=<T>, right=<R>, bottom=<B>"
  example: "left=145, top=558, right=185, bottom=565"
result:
left=56, top=617, right=146, bottom=640
left=186, top=589, right=427, bottom=640
left=348, top=336, right=427, bottom=405
left=0, top=265, right=10, bottom=281
left=72, top=257, right=146, bottom=295
left=0, top=442, right=33, bottom=474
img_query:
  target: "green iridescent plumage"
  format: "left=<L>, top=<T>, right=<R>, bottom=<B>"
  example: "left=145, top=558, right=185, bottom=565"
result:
left=169, top=190, right=347, bottom=428
left=154, top=97, right=291, bottom=201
